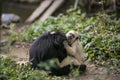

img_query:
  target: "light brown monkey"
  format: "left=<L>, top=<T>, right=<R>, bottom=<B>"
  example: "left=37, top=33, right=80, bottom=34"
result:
left=63, top=30, right=85, bottom=66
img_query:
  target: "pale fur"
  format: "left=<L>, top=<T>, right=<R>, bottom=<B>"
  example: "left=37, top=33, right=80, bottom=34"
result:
left=63, top=30, right=84, bottom=66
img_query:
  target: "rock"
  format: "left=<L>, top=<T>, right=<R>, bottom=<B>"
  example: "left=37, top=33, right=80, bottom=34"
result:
left=0, top=54, right=8, bottom=58
left=1, top=13, right=20, bottom=24
left=1, top=24, right=10, bottom=29
left=0, top=38, right=8, bottom=47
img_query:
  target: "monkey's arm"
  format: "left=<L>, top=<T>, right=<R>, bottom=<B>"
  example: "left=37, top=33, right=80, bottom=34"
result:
left=57, top=56, right=80, bottom=68
left=63, top=41, right=84, bottom=64
left=57, top=56, right=71, bottom=68
left=63, top=41, right=77, bottom=57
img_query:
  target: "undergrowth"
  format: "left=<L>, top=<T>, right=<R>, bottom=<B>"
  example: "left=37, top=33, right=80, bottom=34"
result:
left=15, top=10, right=120, bottom=66
left=0, top=57, right=65, bottom=80
left=2, top=10, right=120, bottom=79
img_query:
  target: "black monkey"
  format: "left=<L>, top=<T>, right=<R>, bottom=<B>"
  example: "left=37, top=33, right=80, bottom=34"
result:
left=29, top=31, right=70, bottom=75
left=29, top=31, right=86, bottom=76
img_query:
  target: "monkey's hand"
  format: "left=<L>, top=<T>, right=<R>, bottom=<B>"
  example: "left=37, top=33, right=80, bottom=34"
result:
left=63, top=40, right=69, bottom=47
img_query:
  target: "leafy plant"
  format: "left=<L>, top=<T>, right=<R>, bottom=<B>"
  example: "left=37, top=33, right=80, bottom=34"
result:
left=8, top=10, right=120, bottom=74
left=0, top=57, right=65, bottom=80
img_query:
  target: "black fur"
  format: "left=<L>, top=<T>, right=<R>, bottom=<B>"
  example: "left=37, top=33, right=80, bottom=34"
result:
left=29, top=31, right=67, bottom=69
left=50, top=65, right=71, bottom=76
left=29, top=31, right=86, bottom=76
left=79, top=64, right=86, bottom=72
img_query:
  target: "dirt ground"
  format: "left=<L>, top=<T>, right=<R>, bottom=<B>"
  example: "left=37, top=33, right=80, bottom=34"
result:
left=0, top=27, right=120, bottom=80
left=0, top=42, right=120, bottom=80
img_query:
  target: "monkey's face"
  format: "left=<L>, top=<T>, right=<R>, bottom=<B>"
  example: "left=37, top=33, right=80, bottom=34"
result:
left=66, top=30, right=79, bottom=44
